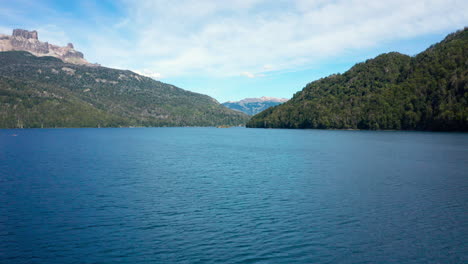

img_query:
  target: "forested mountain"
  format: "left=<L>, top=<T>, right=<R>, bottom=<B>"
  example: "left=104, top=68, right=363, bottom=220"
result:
left=0, top=51, right=249, bottom=128
left=247, top=28, right=467, bottom=131
left=222, top=97, right=288, bottom=115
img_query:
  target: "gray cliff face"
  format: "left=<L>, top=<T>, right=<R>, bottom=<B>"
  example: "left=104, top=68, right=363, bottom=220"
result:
left=10, top=36, right=49, bottom=54
left=0, top=29, right=91, bottom=65
left=63, top=49, right=84, bottom=59
left=12, top=29, right=38, bottom=39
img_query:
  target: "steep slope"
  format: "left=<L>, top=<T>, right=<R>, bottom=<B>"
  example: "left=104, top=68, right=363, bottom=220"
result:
left=222, top=97, right=288, bottom=115
left=247, top=28, right=467, bottom=131
left=0, top=51, right=249, bottom=128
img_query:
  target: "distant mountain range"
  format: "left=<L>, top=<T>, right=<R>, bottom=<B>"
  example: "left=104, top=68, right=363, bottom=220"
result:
left=0, top=29, right=249, bottom=128
left=247, top=28, right=467, bottom=131
left=222, top=97, right=288, bottom=115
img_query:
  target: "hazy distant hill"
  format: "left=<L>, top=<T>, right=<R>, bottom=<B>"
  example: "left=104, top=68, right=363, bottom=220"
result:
left=222, top=97, right=288, bottom=115
left=0, top=51, right=249, bottom=128
left=247, top=28, right=467, bottom=131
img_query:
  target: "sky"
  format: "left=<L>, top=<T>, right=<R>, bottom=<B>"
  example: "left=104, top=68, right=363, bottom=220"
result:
left=0, top=0, right=467, bottom=102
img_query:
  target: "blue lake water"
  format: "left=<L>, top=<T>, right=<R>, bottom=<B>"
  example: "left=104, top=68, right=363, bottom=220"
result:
left=0, top=127, right=467, bottom=263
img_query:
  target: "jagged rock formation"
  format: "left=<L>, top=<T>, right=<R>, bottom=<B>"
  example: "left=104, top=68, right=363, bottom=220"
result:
left=13, top=29, right=38, bottom=39
left=0, top=29, right=92, bottom=65
left=222, top=96, right=289, bottom=115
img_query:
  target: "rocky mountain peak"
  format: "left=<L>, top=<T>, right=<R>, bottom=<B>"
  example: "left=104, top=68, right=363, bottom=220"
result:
left=226, top=96, right=289, bottom=104
left=12, top=29, right=38, bottom=40
left=0, top=29, right=93, bottom=65
left=222, top=96, right=289, bottom=115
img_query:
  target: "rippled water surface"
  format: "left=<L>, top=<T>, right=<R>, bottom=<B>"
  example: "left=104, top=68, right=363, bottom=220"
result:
left=1, top=128, right=467, bottom=263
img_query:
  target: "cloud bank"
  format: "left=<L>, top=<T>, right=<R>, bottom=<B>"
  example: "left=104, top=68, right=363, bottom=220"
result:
left=1, top=0, right=467, bottom=79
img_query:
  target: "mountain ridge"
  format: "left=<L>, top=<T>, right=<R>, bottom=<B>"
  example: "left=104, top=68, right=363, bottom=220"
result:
left=0, top=50, right=249, bottom=128
left=247, top=28, right=467, bottom=131
left=222, top=97, right=289, bottom=115
left=0, top=29, right=93, bottom=65
left=224, top=96, right=288, bottom=104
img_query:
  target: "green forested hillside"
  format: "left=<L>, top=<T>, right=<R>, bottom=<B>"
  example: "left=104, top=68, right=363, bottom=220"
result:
left=247, top=28, right=467, bottom=131
left=0, top=51, right=249, bottom=128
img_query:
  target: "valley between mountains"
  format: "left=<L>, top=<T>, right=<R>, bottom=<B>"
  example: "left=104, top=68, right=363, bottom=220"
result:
left=0, top=28, right=466, bottom=131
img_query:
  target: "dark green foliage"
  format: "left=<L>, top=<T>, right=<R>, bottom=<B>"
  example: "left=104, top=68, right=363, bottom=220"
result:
left=0, top=51, right=249, bottom=128
left=247, top=28, right=468, bottom=131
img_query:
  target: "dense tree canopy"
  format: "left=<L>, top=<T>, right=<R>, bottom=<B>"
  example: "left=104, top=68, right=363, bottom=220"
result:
left=0, top=51, right=249, bottom=128
left=247, top=28, right=467, bottom=131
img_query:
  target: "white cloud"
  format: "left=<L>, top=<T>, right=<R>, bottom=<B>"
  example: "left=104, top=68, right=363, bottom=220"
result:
left=241, top=72, right=255, bottom=78
left=111, top=0, right=468, bottom=78
left=1, top=0, right=467, bottom=79
left=35, top=25, right=71, bottom=46
left=241, top=71, right=266, bottom=78
left=133, top=69, right=163, bottom=79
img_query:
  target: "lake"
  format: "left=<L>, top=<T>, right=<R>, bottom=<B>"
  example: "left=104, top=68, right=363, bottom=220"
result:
left=0, top=127, right=467, bottom=263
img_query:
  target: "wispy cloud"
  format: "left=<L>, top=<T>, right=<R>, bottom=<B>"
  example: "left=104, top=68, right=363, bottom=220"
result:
left=115, top=0, right=468, bottom=78
left=241, top=72, right=265, bottom=78
left=133, top=69, right=163, bottom=79
left=241, top=72, right=256, bottom=78
left=1, top=0, right=467, bottom=79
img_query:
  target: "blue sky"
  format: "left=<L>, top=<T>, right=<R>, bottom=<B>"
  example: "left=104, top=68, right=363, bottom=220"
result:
left=1, top=0, right=467, bottom=102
